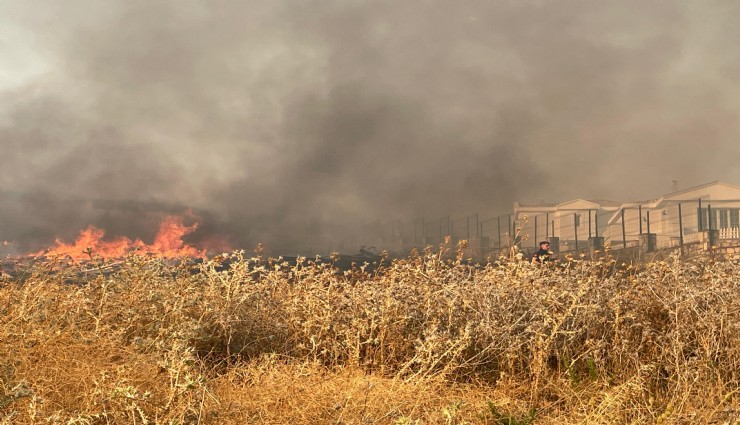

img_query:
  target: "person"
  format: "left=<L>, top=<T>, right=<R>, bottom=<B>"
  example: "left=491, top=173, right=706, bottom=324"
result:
left=532, top=240, right=554, bottom=264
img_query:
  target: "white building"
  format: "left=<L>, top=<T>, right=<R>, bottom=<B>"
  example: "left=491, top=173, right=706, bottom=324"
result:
left=605, top=181, right=740, bottom=249
left=514, top=181, right=740, bottom=252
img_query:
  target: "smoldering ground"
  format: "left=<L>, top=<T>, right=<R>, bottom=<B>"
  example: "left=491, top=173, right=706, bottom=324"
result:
left=1, top=1, right=740, bottom=254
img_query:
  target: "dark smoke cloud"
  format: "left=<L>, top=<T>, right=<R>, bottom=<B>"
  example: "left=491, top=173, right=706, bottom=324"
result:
left=1, top=0, right=740, bottom=253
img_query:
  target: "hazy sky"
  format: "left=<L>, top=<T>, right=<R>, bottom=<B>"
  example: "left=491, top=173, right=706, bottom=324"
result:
left=1, top=0, right=740, bottom=252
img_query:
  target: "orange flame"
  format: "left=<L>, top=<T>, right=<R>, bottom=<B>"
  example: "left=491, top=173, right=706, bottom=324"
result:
left=140, top=215, right=205, bottom=258
left=33, top=215, right=210, bottom=260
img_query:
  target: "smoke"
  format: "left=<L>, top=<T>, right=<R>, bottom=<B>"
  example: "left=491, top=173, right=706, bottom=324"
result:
left=1, top=0, right=740, bottom=253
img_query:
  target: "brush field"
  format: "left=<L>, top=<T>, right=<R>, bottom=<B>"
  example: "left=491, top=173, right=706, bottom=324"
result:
left=1, top=248, right=738, bottom=424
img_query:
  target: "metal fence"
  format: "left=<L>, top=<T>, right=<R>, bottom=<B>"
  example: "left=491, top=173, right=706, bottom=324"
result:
left=365, top=198, right=740, bottom=259
left=605, top=199, right=740, bottom=250
left=367, top=213, right=516, bottom=257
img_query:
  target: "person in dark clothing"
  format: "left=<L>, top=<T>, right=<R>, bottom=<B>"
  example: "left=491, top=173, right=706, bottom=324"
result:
left=532, top=240, right=554, bottom=264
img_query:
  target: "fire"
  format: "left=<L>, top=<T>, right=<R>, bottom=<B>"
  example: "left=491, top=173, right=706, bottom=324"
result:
left=141, top=215, right=205, bottom=258
left=33, top=214, right=211, bottom=260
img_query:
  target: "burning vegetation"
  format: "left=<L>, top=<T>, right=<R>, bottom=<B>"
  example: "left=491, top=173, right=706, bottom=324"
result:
left=28, top=213, right=224, bottom=261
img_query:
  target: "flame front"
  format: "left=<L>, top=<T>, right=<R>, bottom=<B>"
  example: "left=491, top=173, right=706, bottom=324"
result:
left=34, top=215, right=208, bottom=260
left=141, top=215, right=205, bottom=258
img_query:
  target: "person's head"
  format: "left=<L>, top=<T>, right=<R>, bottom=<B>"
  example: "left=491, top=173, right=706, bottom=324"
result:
left=539, top=240, right=550, bottom=249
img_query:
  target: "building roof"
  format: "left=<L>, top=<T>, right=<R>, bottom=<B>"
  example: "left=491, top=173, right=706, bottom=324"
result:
left=515, top=202, right=557, bottom=208
left=556, top=199, right=602, bottom=210
left=660, top=180, right=740, bottom=198
left=514, top=181, right=740, bottom=224
left=586, top=199, right=624, bottom=207
left=515, top=199, right=623, bottom=211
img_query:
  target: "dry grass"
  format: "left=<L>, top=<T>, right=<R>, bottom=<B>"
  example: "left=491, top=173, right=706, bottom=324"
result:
left=0, top=247, right=738, bottom=424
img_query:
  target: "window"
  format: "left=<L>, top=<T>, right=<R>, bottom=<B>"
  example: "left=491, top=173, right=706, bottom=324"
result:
left=698, top=208, right=740, bottom=229
left=731, top=210, right=740, bottom=228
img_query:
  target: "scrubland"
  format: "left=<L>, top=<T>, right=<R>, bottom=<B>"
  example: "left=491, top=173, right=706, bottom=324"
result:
left=1, top=247, right=738, bottom=424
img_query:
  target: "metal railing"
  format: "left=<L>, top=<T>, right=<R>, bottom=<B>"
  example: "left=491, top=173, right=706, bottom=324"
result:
left=720, top=227, right=740, bottom=239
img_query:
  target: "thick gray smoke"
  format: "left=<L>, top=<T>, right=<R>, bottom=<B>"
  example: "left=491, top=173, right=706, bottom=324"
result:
left=1, top=1, right=740, bottom=254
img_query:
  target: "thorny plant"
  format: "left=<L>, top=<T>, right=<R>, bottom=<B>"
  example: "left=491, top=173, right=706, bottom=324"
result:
left=0, top=247, right=738, bottom=424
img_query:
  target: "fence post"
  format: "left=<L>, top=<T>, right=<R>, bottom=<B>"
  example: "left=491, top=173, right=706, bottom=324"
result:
left=534, top=215, right=538, bottom=245
left=621, top=208, right=626, bottom=249
left=678, top=203, right=683, bottom=246
left=639, top=205, right=643, bottom=234
left=698, top=198, right=702, bottom=230
left=574, top=212, right=579, bottom=251
left=647, top=210, right=651, bottom=235
left=512, top=216, right=516, bottom=247
left=708, top=204, right=712, bottom=230
left=546, top=213, right=549, bottom=238
left=497, top=216, right=501, bottom=249
left=588, top=209, right=592, bottom=238
left=508, top=215, right=512, bottom=247
left=595, top=211, right=599, bottom=238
